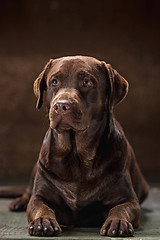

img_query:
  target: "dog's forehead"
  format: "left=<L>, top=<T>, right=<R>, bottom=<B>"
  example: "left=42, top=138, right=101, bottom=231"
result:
left=48, top=56, right=102, bottom=77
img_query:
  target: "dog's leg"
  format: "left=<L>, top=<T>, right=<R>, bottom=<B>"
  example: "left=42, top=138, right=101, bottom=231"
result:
left=9, top=189, right=30, bottom=211
left=9, top=164, right=37, bottom=211
left=27, top=195, right=62, bottom=236
left=100, top=200, right=140, bottom=237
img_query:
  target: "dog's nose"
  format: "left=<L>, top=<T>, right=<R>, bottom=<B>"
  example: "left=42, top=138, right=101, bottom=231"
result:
left=53, top=101, right=71, bottom=114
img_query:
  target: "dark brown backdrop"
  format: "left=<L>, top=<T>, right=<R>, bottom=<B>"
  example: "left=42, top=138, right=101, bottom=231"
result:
left=0, top=0, right=160, bottom=184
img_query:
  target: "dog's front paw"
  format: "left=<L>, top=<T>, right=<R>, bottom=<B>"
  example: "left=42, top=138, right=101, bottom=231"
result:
left=28, top=217, right=62, bottom=236
left=100, top=218, right=134, bottom=237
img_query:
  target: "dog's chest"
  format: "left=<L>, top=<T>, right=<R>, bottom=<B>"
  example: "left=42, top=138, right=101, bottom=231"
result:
left=54, top=176, right=103, bottom=211
left=50, top=150, right=107, bottom=210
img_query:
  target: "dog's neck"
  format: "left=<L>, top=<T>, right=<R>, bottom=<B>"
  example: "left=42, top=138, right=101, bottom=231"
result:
left=75, top=117, right=108, bottom=164
left=39, top=114, right=113, bottom=181
left=52, top=114, right=109, bottom=165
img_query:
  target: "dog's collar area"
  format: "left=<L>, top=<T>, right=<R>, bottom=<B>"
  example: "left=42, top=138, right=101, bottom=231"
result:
left=69, top=130, right=81, bottom=166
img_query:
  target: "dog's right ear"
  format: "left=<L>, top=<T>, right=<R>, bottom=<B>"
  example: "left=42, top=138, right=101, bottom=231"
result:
left=33, top=59, right=54, bottom=109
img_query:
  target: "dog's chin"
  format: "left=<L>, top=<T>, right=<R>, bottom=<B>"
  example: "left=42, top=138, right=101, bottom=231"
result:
left=50, top=117, right=88, bottom=133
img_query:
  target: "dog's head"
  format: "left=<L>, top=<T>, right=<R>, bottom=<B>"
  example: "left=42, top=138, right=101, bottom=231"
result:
left=33, top=56, right=128, bottom=133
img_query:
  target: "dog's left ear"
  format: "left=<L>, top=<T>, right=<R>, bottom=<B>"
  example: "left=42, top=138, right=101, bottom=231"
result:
left=102, top=62, right=129, bottom=108
left=33, top=59, right=54, bottom=109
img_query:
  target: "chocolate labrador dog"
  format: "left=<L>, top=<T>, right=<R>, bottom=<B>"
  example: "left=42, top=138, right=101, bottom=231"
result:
left=8, top=56, right=149, bottom=237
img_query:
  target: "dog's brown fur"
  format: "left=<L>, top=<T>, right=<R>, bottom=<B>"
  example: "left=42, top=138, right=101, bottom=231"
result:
left=9, top=56, right=149, bottom=237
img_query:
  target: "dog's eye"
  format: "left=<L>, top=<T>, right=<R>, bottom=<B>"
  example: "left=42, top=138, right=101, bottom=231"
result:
left=52, top=79, right=59, bottom=87
left=82, top=80, right=93, bottom=87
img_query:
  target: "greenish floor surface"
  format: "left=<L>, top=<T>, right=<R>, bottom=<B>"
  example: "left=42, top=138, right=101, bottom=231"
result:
left=0, top=188, right=160, bottom=240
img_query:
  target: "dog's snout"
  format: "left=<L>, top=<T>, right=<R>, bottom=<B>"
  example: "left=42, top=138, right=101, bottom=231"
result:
left=53, top=101, right=71, bottom=114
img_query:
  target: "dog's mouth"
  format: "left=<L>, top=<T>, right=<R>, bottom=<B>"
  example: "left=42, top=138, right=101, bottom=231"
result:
left=49, top=114, right=88, bottom=133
